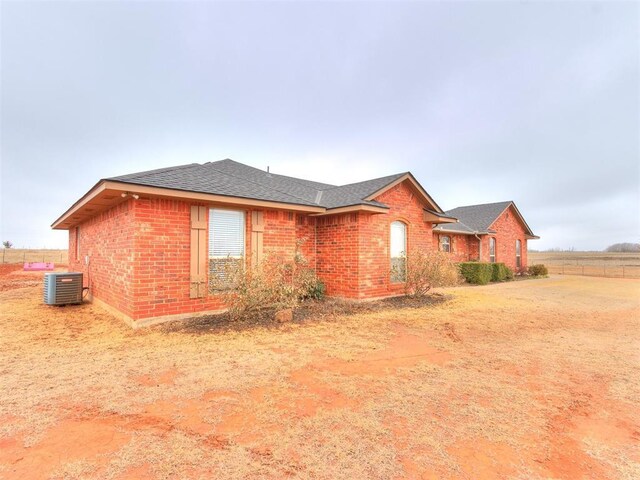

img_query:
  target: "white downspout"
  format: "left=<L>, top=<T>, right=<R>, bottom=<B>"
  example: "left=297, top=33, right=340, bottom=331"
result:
left=474, top=232, right=482, bottom=261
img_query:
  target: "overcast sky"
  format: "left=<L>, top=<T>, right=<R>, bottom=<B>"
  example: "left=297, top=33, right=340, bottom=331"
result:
left=1, top=1, right=638, bottom=251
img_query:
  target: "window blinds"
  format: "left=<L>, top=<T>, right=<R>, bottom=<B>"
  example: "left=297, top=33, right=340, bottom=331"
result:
left=209, top=209, right=245, bottom=258
left=390, top=221, right=407, bottom=258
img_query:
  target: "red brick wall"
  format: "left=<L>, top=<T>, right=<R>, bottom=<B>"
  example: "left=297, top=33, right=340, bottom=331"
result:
left=295, top=214, right=317, bottom=269
left=358, top=181, right=435, bottom=298
left=432, top=233, right=478, bottom=262
left=315, top=182, right=438, bottom=299
left=487, top=205, right=529, bottom=271
left=128, top=198, right=227, bottom=320
left=316, top=213, right=360, bottom=297
left=263, top=210, right=297, bottom=258
left=467, top=235, right=481, bottom=261
left=130, top=201, right=316, bottom=321
left=68, top=200, right=136, bottom=318
left=69, top=198, right=320, bottom=323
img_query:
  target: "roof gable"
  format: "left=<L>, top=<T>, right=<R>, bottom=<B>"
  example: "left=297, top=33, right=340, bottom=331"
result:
left=366, top=172, right=443, bottom=212
left=434, top=200, right=537, bottom=238
left=445, top=201, right=513, bottom=232
left=319, top=173, right=406, bottom=209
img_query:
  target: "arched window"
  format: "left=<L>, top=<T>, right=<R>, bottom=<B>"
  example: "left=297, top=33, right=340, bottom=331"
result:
left=390, top=221, right=407, bottom=283
left=516, top=239, right=522, bottom=268
left=439, top=235, right=451, bottom=253
left=489, top=237, right=496, bottom=263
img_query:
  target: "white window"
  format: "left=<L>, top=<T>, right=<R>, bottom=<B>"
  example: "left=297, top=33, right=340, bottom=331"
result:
left=440, top=235, right=451, bottom=253
left=489, top=237, right=496, bottom=263
left=516, top=239, right=522, bottom=269
left=209, top=209, right=245, bottom=286
left=390, top=221, right=407, bottom=283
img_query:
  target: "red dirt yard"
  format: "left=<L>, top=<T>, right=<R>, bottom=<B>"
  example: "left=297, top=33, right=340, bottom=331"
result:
left=0, top=266, right=639, bottom=479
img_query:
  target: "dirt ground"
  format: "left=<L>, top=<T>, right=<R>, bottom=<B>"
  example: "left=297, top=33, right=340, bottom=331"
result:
left=0, top=265, right=639, bottom=480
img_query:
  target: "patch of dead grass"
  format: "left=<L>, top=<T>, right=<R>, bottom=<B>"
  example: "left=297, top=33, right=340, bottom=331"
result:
left=0, top=273, right=638, bottom=479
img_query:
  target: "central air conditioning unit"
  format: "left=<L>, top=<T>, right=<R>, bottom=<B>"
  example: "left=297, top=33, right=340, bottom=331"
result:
left=43, top=272, right=84, bottom=305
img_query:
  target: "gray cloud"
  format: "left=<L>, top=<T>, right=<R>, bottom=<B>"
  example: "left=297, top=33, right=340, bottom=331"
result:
left=1, top=1, right=638, bottom=250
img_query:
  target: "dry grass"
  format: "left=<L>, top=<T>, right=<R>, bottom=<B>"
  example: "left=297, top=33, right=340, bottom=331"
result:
left=529, top=251, right=640, bottom=266
left=1, top=249, right=68, bottom=265
left=530, top=252, right=640, bottom=278
left=0, top=271, right=639, bottom=479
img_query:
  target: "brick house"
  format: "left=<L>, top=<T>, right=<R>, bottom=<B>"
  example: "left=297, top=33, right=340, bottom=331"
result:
left=52, top=160, right=536, bottom=327
left=432, top=201, right=539, bottom=271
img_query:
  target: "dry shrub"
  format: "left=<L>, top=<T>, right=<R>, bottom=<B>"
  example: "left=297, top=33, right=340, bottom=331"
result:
left=211, top=243, right=324, bottom=320
left=528, top=264, right=548, bottom=277
left=404, top=250, right=461, bottom=297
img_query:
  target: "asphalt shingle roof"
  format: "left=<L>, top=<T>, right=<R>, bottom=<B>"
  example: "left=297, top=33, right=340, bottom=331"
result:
left=433, top=221, right=477, bottom=234
left=108, top=159, right=408, bottom=210
left=318, top=173, right=406, bottom=209
left=434, top=200, right=536, bottom=237
left=438, top=201, right=513, bottom=233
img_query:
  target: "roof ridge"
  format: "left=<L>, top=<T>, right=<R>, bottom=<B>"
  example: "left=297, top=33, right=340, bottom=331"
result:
left=214, top=159, right=336, bottom=189
left=449, top=200, right=513, bottom=210
left=320, top=172, right=407, bottom=192
left=269, top=173, right=333, bottom=191
left=261, top=169, right=336, bottom=189
left=205, top=161, right=320, bottom=206
left=108, top=163, right=200, bottom=180
left=215, top=158, right=333, bottom=186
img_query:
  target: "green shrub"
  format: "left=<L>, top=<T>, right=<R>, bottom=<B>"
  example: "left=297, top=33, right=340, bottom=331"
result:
left=491, top=263, right=510, bottom=282
left=403, top=250, right=461, bottom=297
left=528, top=264, right=548, bottom=276
left=458, top=262, right=493, bottom=285
left=504, top=266, right=514, bottom=280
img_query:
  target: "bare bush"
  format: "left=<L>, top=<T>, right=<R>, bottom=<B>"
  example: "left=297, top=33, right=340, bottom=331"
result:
left=210, top=242, right=324, bottom=320
left=403, top=250, right=461, bottom=297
